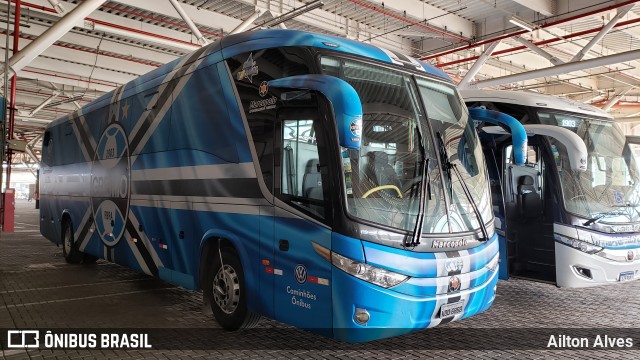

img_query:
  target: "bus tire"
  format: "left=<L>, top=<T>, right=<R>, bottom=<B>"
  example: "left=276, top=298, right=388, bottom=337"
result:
left=62, top=220, right=83, bottom=264
left=205, top=248, right=261, bottom=329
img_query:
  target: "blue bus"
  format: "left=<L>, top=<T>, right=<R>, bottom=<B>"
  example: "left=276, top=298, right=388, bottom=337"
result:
left=464, top=89, right=640, bottom=288
left=40, top=29, right=499, bottom=342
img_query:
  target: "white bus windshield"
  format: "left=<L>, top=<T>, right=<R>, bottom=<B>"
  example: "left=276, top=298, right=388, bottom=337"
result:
left=539, top=111, right=640, bottom=224
left=321, top=56, right=492, bottom=234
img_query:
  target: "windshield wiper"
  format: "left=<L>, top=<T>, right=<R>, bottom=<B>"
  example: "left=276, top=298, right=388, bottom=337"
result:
left=407, top=125, right=430, bottom=247
left=583, top=208, right=630, bottom=226
left=436, top=131, right=489, bottom=240
left=436, top=132, right=453, bottom=198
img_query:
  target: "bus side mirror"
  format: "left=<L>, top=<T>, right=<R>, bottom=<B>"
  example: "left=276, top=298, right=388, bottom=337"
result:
left=269, top=74, right=363, bottom=150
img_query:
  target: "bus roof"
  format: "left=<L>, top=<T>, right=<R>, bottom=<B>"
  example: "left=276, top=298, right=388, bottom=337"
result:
left=461, top=89, right=613, bottom=120
left=219, top=29, right=451, bottom=81
left=50, top=29, right=452, bottom=129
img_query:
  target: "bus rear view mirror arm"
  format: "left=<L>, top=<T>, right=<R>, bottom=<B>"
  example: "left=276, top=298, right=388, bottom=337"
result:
left=483, top=124, right=588, bottom=172
left=269, top=75, right=363, bottom=150
left=469, top=107, right=528, bottom=166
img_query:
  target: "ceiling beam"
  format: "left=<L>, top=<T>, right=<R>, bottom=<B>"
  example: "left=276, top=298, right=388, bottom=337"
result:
left=458, top=41, right=501, bottom=89
left=110, top=0, right=241, bottom=36
left=512, top=36, right=563, bottom=65
left=167, top=0, right=210, bottom=45
left=510, top=0, right=556, bottom=17
left=14, top=0, right=207, bottom=50
left=571, top=4, right=634, bottom=62
left=471, top=49, right=640, bottom=88
left=1, top=0, right=106, bottom=78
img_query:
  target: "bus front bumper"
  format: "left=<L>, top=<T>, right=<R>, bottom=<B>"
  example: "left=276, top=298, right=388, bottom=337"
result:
left=556, top=242, right=640, bottom=287
left=331, top=265, right=499, bottom=342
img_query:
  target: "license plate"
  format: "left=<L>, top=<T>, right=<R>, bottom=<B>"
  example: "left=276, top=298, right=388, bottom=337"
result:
left=439, top=300, right=465, bottom=319
left=619, top=271, right=635, bottom=282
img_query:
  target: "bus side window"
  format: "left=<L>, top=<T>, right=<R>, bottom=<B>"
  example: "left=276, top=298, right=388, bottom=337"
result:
left=279, top=119, right=325, bottom=219
left=42, top=131, right=52, bottom=166
left=248, top=117, right=275, bottom=192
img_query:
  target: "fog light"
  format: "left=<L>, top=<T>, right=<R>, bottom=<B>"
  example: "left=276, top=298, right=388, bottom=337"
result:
left=354, top=308, right=370, bottom=325
left=574, top=266, right=592, bottom=279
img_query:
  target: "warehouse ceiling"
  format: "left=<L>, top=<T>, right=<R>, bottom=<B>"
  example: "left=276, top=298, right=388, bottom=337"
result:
left=2, top=0, right=640, bottom=166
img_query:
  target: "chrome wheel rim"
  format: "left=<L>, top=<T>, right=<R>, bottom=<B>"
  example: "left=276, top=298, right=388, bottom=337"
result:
left=64, top=226, right=72, bottom=255
left=213, top=264, right=240, bottom=314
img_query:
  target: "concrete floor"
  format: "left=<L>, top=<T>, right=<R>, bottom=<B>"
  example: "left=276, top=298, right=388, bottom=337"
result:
left=1, top=199, right=639, bottom=359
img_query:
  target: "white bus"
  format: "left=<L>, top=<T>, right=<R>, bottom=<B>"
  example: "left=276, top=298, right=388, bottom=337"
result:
left=464, top=89, right=640, bottom=287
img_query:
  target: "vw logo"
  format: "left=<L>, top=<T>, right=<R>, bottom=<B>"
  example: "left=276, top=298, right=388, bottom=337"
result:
left=448, top=276, right=461, bottom=292
left=628, top=250, right=635, bottom=261
left=295, top=264, right=307, bottom=284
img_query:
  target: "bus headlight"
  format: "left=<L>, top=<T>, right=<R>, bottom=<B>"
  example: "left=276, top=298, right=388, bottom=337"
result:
left=485, top=253, right=500, bottom=272
left=556, top=235, right=603, bottom=254
left=331, top=252, right=409, bottom=288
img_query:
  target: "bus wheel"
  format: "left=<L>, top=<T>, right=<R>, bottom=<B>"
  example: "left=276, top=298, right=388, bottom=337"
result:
left=62, top=220, right=83, bottom=264
left=206, top=249, right=260, bottom=329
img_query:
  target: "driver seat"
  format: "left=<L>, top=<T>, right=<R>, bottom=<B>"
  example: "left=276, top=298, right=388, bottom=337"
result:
left=366, top=151, right=401, bottom=193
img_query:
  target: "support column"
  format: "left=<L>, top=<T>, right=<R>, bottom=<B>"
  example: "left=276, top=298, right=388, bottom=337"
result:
left=6, top=0, right=21, bottom=192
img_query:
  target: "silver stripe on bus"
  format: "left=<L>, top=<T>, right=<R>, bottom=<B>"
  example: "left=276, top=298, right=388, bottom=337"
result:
left=74, top=208, right=92, bottom=252
left=69, top=108, right=95, bottom=162
left=130, top=195, right=269, bottom=206
left=108, top=85, right=126, bottom=124
left=459, top=249, right=471, bottom=273
left=130, top=199, right=260, bottom=216
left=130, top=163, right=256, bottom=181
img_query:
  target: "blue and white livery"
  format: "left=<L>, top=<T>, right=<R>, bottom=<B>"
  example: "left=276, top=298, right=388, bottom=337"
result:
left=40, top=29, right=498, bottom=342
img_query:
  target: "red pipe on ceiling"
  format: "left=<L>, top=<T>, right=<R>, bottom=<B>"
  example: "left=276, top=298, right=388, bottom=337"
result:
left=0, top=31, right=163, bottom=67
left=17, top=1, right=205, bottom=48
left=436, top=17, right=640, bottom=68
left=347, top=0, right=469, bottom=43
left=99, top=4, right=223, bottom=38
left=23, top=69, right=118, bottom=88
left=421, top=0, right=640, bottom=61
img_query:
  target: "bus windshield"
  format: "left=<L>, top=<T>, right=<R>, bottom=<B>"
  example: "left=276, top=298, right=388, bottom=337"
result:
left=321, top=56, right=492, bottom=234
left=539, top=111, right=640, bottom=224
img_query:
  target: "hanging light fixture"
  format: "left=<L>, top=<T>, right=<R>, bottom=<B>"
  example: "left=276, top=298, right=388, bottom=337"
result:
left=509, top=15, right=536, bottom=32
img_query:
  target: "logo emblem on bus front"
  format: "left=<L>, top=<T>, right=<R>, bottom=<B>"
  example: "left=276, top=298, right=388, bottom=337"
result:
left=259, top=81, right=268, bottom=97
left=448, top=276, right=461, bottom=292
left=628, top=250, right=635, bottom=261
left=445, top=258, right=463, bottom=273
left=237, top=53, right=259, bottom=83
left=295, top=264, right=307, bottom=284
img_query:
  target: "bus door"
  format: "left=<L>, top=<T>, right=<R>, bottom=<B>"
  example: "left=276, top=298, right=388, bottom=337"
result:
left=272, top=99, right=333, bottom=333
left=481, top=139, right=509, bottom=280
left=503, top=139, right=554, bottom=281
